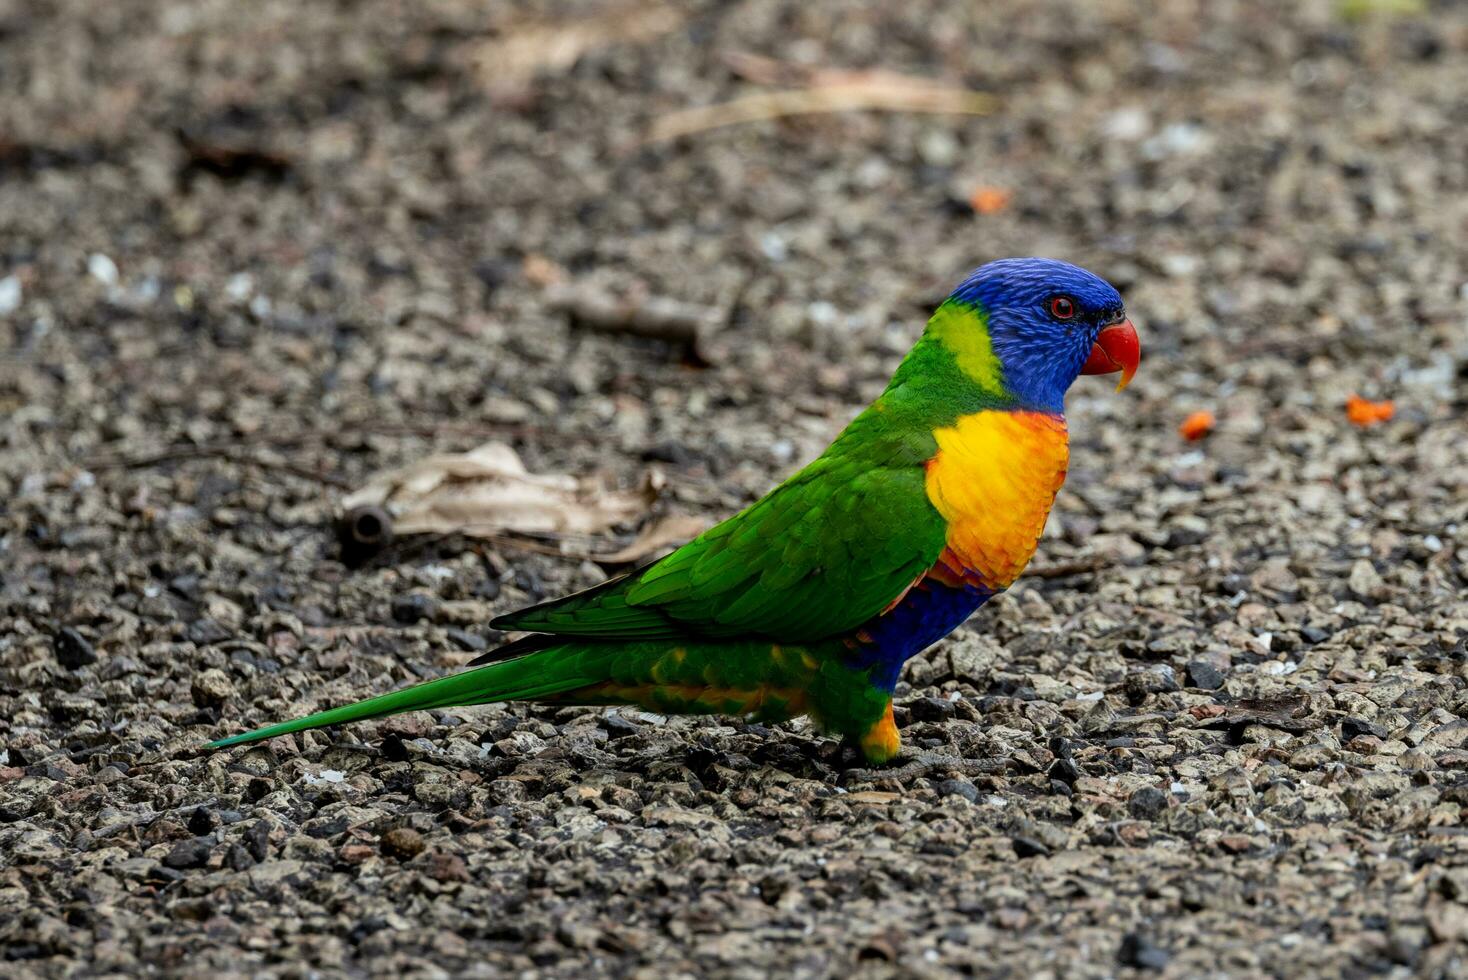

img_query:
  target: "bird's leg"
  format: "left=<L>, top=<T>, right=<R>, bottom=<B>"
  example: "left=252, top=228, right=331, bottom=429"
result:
left=856, top=700, right=902, bottom=764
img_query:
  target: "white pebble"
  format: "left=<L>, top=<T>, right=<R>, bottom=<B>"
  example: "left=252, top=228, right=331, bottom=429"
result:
left=88, top=253, right=119, bottom=285
left=805, top=300, right=838, bottom=327
left=0, top=275, right=21, bottom=315
left=225, top=272, right=255, bottom=302
left=303, top=769, right=346, bottom=785
left=1160, top=254, right=1200, bottom=278
left=1102, top=107, right=1151, bottom=141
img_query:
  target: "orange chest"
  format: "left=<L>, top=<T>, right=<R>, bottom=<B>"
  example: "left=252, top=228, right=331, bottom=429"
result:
left=923, top=410, right=1069, bottom=590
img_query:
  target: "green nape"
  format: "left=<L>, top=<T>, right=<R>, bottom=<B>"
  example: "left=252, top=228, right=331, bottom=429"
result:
left=922, top=298, right=1007, bottom=394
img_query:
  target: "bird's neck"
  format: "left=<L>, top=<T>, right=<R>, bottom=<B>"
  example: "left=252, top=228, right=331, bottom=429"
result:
left=882, top=332, right=1022, bottom=425
left=884, top=301, right=1069, bottom=417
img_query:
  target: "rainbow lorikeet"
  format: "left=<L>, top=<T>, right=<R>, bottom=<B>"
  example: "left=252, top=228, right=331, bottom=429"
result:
left=212, top=258, right=1140, bottom=763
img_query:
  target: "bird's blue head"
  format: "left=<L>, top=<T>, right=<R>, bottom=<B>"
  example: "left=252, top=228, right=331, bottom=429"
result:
left=929, top=257, right=1139, bottom=412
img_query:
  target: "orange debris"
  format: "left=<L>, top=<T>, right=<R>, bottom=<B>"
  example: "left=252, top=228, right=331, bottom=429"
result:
left=1178, top=410, right=1216, bottom=441
left=1346, top=395, right=1394, bottom=427
left=968, top=186, right=1012, bottom=214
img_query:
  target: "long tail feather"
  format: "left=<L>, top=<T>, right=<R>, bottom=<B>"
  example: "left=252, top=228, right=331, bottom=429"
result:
left=208, top=648, right=600, bottom=749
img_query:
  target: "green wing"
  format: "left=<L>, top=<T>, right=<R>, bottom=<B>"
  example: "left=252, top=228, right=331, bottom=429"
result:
left=493, top=421, right=947, bottom=643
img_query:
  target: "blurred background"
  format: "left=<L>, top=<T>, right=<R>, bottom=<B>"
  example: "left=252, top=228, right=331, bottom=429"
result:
left=1, top=1, right=1466, bottom=976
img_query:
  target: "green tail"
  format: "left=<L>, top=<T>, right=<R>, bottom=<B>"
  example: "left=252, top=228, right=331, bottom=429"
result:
left=208, top=646, right=606, bottom=749
left=209, top=637, right=892, bottom=751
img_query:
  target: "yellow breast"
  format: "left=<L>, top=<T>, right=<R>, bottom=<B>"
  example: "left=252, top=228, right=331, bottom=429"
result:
left=923, top=410, right=1069, bottom=590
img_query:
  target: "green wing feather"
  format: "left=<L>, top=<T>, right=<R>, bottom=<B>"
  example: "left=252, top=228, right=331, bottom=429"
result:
left=492, top=413, right=947, bottom=644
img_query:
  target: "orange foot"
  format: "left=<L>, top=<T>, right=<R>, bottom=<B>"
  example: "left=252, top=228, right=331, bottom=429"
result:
left=858, top=702, right=901, bottom=764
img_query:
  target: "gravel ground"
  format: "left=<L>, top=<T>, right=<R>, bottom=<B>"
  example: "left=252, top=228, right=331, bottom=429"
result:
left=3, top=1, right=1468, bottom=977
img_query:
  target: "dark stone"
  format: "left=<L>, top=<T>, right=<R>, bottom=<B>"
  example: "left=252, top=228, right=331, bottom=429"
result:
left=599, top=714, right=639, bottom=739
left=1342, top=717, right=1388, bottom=741
left=1128, top=786, right=1169, bottom=820
left=349, top=916, right=390, bottom=945
left=168, top=575, right=202, bottom=601
left=906, top=696, right=956, bottom=722
left=514, top=568, right=544, bottom=599
left=1301, top=626, right=1330, bottom=644
left=1165, top=523, right=1208, bottom=549
left=187, top=618, right=232, bottom=645
left=246, top=820, right=273, bottom=861
left=1186, top=660, right=1226, bottom=690
left=1118, top=932, right=1171, bottom=971
left=473, top=258, right=513, bottom=295
left=391, top=592, right=439, bottom=624
left=475, top=577, right=502, bottom=600
left=227, top=843, right=255, bottom=871
left=1048, top=736, right=1076, bottom=759
left=305, top=815, right=351, bottom=839
left=380, top=734, right=411, bottom=762
left=145, top=865, right=185, bottom=885
left=187, top=806, right=219, bottom=835
left=162, top=838, right=212, bottom=870
left=938, top=779, right=979, bottom=803
left=445, top=628, right=487, bottom=652
left=1049, top=758, right=1083, bottom=785
left=55, top=627, right=97, bottom=669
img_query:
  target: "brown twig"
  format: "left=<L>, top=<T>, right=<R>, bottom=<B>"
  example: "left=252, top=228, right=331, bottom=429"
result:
left=647, top=79, right=996, bottom=143
left=546, top=283, right=719, bottom=364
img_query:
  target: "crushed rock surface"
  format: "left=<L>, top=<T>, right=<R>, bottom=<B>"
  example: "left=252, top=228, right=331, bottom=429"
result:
left=2, top=1, right=1467, bottom=977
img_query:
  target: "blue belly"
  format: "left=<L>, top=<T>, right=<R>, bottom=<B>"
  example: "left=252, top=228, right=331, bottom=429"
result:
left=844, top=577, right=996, bottom=691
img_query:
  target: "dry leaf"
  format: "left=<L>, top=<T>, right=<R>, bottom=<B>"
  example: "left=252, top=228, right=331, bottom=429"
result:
left=341, top=442, right=655, bottom=539
left=594, top=513, right=711, bottom=565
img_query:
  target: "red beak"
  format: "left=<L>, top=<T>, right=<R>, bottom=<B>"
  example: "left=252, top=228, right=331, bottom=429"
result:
left=1081, top=318, right=1140, bottom=391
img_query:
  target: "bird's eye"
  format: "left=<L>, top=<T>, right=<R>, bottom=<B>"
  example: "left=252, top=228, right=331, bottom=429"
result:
left=1049, top=296, right=1076, bottom=320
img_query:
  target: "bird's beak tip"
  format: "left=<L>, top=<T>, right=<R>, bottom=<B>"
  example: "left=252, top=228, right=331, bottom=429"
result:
left=1081, top=318, right=1141, bottom=392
